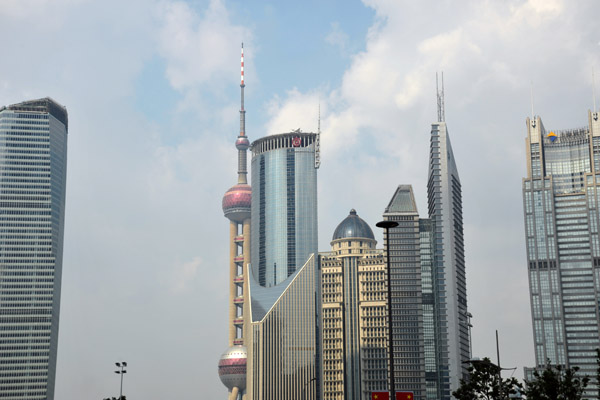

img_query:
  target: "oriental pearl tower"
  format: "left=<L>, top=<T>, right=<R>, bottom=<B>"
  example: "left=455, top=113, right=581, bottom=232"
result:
left=218, top=44, right=250, bottom=400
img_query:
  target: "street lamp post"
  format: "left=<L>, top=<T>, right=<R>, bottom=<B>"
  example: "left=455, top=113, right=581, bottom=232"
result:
left=115, top=361, right=127, bottom=400
left=376, top=220, right=399, bottom=399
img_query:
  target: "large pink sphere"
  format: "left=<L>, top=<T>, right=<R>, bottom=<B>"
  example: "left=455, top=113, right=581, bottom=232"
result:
left=218, top=346, right=247, bottom=390
left=222, top=184, right=251, bottom=222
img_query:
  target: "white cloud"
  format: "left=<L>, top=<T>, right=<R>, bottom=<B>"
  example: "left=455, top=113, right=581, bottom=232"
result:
left=157, top=0, right=251, bottom=91
left=325, top=22, right=350, bottom=54
left=263, top=0, right=600, bottom=379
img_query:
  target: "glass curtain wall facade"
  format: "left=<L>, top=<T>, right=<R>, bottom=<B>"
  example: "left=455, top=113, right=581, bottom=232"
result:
left=419, top=219, right=443, bottom=400
left=427, top=121, right=470, bottom=397
left=522, top=111, right=600, bottom=397
left=247, top=255, right=320, bottom=400
left=0, top=98, right=68, bottom=400
left=250, top=132, right=318, bottom=288
left=320, top=210, right=388, bottom=400
left=383, top=186, right=426, bottom=400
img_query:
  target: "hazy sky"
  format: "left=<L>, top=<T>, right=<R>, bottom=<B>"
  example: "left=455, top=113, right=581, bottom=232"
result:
left=1, top=0, right=599, bottom=398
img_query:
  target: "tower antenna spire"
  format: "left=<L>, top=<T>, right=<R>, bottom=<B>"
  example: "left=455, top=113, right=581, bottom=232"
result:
left=593, top=66, right=597, bottom=113
left=436, top=72, right=445, bottom=122
left=531, top=81, right=535, bottom=121
left=315, top=102, right=321, bottom=169
left=235, top=43, right=249, bottom=184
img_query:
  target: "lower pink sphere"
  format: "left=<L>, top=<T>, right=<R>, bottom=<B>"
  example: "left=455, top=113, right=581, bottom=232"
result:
left=218, top=345, right=247, bottom=391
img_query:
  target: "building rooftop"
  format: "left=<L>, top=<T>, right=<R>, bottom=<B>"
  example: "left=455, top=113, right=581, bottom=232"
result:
left=332, top=209, right=375, bottom=241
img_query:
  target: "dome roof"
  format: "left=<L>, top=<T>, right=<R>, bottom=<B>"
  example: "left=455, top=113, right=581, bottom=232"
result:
left=222, top=184, right=251, bottom=222
left=332, top=209, right=375, bottom=241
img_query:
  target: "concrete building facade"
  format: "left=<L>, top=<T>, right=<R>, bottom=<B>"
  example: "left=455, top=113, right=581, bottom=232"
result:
left=320, top=209, right=389, bottom=400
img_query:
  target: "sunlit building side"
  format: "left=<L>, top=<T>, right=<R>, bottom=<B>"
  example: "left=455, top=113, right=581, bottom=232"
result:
left=246, top=255, right=320, bottom=399
left=250, top=132, right=318, bottom=288
left=320, top=209, right=389, bottom=400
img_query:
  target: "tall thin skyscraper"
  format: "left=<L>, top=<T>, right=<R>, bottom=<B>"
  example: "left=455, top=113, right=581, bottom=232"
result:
left=383, top=186, right=426, bottom=399
left=522, top=110, right=600, bottom=397
left=250, top=131, right=318, bottom=288
left=0, top=98, right=68, bottom=400
left=427, top=78, right=470, bottom=397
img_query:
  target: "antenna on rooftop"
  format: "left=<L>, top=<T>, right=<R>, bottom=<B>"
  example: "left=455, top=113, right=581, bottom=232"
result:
left=530, top=81, right=536, bottom=127
left=436, top=72, right=445, bottom=122
left=593, top=67, right=597, bottom=113
left=315, top=102, right=321, bottom=169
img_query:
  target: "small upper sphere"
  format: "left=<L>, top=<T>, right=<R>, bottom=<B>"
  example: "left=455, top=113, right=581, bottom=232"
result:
left=218, top=345, right=247, bottom=391
left=222, top=184, right=251, bottom=222
left=236, top=136, right=250, bottom=150
left=332, top=209, right=375, bottom=240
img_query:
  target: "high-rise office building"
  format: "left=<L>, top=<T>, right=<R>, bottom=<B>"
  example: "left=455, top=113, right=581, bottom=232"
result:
left=427, top=95, right=470, bottom=397
left=0, top=98, right=69, bottom=400
left=383, top=186, right=426, bottom=399
left=522, top=110, right=600, bottom=397
left=219, top=44, right=251, bottom=400
left=247, top=255, right=320, bottom=400
left=320, top=209, right=388, bottom=400
left=250, top=131, right=318, bottom=287
left=245, top=130, right=321, bottom=400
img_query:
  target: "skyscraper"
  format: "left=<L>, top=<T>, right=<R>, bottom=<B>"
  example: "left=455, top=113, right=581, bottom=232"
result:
left=320, top=209, right=388, bottom=399
left=245, top=130, right=321, bottom=399
left=522, top=110, right=600, bottom=397
left=383, top=186, right=426, bottom=399
left=250, top=130, right=318, bottom=288
left=427, top=83, right=470, bottom=397
left=219, top=44, right=251, bottom=400
left=0, top=98, right=69, bottom=400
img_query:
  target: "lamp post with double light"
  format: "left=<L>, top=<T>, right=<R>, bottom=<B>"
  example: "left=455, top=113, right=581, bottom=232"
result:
left=115, top=361, right=127, bottom=400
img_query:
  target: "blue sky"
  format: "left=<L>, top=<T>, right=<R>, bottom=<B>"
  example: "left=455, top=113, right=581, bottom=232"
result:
left=0, top=0, right=599, bottom=399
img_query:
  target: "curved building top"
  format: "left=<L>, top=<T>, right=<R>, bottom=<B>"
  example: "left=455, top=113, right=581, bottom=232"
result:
left=251, top=131, right=316, bottom=157
left=332, top=209, right=375, bottom=241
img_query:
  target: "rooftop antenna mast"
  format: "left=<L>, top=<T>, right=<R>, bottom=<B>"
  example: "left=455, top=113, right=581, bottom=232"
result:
left=593, top=67, right=597, bottom=113
left=236, top=43, right=249, bottom=184
left=436, top=72, right=445, bottom=122
left=315, top=102, right=321, bottom=169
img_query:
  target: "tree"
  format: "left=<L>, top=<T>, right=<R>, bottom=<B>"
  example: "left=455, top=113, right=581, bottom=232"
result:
left=524, top=361, right=589, bottom=400
left=452, top=358, right=522, bottom=400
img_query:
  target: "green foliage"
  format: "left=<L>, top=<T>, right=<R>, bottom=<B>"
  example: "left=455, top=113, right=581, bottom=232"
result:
left=452, top=357, right=522, bottom=400
left=524, top=361, right=589, bottom=400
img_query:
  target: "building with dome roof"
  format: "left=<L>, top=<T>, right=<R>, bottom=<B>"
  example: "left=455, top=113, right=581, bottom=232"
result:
left=320, top=209, right=389, bottom=400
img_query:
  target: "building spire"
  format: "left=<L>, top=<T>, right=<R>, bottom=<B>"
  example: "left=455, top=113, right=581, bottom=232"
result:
left=315, top=102, right=321, bottom=169
left=236, top=43, right=250, bottom=184
left=436, top=72, right=445, bottom=123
